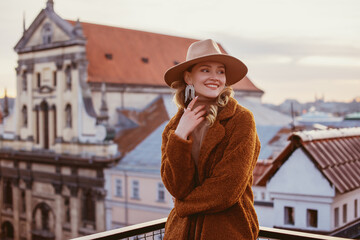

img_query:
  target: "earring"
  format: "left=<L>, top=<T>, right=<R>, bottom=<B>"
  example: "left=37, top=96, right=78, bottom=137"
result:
left=185, top=84, right=195, bottom=103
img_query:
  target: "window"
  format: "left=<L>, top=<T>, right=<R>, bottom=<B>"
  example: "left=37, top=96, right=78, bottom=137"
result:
left=1, top=221, right=14, bottom=239
left=115, top=179, right=122, bottom=197
left=22, top=105, right=28, bottom=127
left=65, top=66, right=72, bottom=90
left=307, top=209, right=318, bottom=228
left=132, top=180, right=139, bottom=199
left=65, top=104, right=72, bottom=128
left=33, top=203, right=52, bottom=231
left=355, top=199, right=358, bottom=219
left=53, top=71, right=57, bottom=87
left=261, top=192, right=266, bottom=200
left=157, top=183, right=165, bottom=202
left=37, top=73, right=41, bottom=87
left=42, top=23, right=52, bottom=44
left=3, top=180, right=13, bottom=209
left=20, top=190, right=26, bottom=214
left=22, top=71, right=27, bottom=91
left=284, top=206, right=294, bottom=225
left=334, top=207, right=339, bottom=227
left=64, top=197, right=70, bottom=223
left=343, top=204, right=347, bottom=223
left=82, top=191, right=95, bottom=223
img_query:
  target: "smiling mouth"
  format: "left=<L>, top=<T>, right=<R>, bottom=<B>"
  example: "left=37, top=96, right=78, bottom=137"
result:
left=205, top=84, right=219, bottom=89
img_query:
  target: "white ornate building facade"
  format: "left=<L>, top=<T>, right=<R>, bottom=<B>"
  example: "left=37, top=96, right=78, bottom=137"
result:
left=0, top=1, right=119, bottom=239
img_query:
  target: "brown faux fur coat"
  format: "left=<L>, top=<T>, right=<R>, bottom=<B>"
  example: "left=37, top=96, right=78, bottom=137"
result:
left=161, top=97, right=261, bottom=240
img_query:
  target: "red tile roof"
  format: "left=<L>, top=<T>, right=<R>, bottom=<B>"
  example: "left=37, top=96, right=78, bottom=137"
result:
left=232, top=76, right=263, bottom=93
left=253, top=159, right=273, bottom=186
left=115, top=97, right=169, bottom=155
left=257, top=128, right=360, bottom=193
left=68, top=21, right=263, bottom=92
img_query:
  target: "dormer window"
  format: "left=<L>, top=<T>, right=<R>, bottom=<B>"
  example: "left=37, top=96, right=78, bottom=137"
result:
left=42, top=23, right=53, bottom=45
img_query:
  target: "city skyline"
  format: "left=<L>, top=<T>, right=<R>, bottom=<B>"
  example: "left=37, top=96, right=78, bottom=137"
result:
left=0, top=0, right=359, bottom=104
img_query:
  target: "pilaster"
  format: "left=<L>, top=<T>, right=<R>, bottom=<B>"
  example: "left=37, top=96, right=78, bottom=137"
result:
left=95, top=189, right=106, bottom=232
left=12, top=179, right=20, bottom=240
left=55, top=63, right=64, bottom=142
left=105, top=206, right=112, bottom=231
left=25, top=188, right=32, bottom=240
left=70, top=187, right=79, bottom=238
left=54, top=194, right=62, bottom=240
left=16, top=69, right=22, bottom=137
left=27, top=68, right=34, bottom=143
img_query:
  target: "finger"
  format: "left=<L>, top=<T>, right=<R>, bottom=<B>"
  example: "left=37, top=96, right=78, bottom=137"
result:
left=195, top=110, right=207, bottom=119
left=193, top=105, right=205, bottom=114
left=187, top=96, right=198, bottom=110
left=195, top=117, right=205, bottom=125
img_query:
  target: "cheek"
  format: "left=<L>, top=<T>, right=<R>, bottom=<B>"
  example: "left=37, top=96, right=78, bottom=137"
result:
left=220, top=78, right=226, bottom=87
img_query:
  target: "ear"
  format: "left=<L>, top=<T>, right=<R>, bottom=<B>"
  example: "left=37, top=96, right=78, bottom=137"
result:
left=183, top=71, right=193, bottom=85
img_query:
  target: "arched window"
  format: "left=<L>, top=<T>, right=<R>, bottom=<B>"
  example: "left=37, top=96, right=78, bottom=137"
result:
left=22, top=70, right=27, bottom=91
left=32, top=202, right=55, bottom=239
left=65, top=66, right=72, bottom=90
left=3, top=179, right=13, bottom=209
left=22, top=105, right=28, bottom=127
left=1, top=221, right=14, bottom=239
left=65, top=104, right=72, bottom=128
left=42, top=22, right=52, bottom=44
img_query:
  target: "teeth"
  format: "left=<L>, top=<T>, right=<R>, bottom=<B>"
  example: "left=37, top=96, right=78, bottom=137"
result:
left=207, top=84, right=218, bottom=88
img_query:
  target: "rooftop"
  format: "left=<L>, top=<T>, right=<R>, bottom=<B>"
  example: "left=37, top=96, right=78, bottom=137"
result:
left=68, top=20, right=263, bottom=92
left=258, top=127, right=360, bottom=193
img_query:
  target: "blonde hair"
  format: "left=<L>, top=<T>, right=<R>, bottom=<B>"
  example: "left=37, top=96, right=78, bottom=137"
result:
left=171, top=80, right=234, bottom=126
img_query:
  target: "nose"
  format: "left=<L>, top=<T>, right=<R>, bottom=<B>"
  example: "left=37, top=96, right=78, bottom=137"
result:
left=210, top=71, right=219, bottom=80
left=209, top=74, right=219, bottom=82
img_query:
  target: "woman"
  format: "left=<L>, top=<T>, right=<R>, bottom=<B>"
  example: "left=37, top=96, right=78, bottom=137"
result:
left=161, top=39, right=261, bottom=239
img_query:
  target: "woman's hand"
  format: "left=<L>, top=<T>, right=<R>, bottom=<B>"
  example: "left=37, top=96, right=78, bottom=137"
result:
left=175, top=96, right=207, bottom=140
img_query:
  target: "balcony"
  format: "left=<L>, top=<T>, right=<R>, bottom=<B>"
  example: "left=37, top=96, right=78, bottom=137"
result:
left=71, top=218, right=352, bottom=240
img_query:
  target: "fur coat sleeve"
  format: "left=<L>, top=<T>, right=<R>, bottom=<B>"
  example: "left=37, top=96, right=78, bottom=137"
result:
left=174, top=109, right=259, bottom=217
left=161, top=112, right=197, bottom=199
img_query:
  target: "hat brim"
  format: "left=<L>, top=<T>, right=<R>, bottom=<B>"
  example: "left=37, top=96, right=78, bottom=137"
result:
left=164, top=54, right=248, bottom=87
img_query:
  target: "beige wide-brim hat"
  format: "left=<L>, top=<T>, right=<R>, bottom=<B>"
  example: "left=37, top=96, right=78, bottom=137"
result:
left=164, top=39, right=248, bottom=86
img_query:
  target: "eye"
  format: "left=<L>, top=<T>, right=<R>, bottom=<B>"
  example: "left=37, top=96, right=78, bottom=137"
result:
left=200, top=68, right=210, bottom=73
left=217, top=69, right=225, bottom=74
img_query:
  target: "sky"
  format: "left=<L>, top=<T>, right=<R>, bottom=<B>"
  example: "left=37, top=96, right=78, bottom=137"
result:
left=0, top=0, right=359, bottom=104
